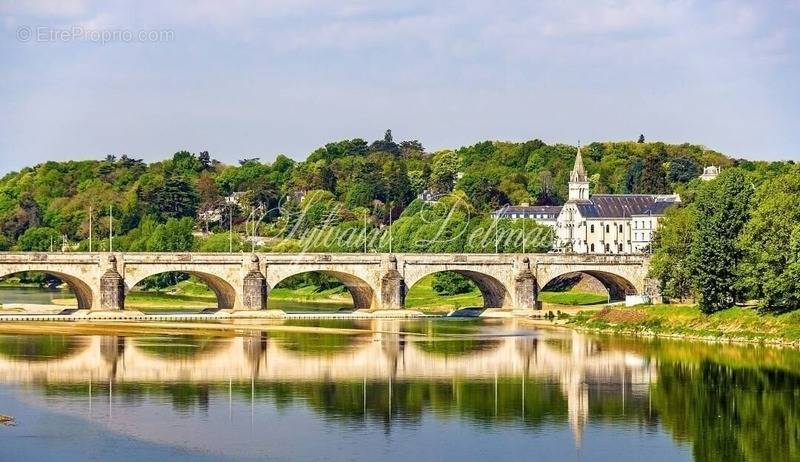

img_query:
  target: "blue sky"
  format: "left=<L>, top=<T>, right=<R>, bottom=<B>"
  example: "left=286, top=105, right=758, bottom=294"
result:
left=1, top=0, right=798, bottom=173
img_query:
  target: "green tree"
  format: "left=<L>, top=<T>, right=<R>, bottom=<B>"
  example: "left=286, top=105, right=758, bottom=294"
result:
left=169, top=151, right=202, bottom=174
left=428, top=150, right=460, bottom=193
left=369, top=129, right=400, bottom=156
left=738, top=169, right=800, bottom=312
left=623, top=159, right=643, bottom=194
left=638, top=150, right=669, bottom=194
left=668, top=156, right=702, bottom=183
left=198, top=232, right=245, bottom=252
left=407, top=170, right=426, bottom=195
left=146, top=217, right=196, bottom=251
left=650, top=205, right=696, bottom=300
left=16, top=227, right=61, bottom=251
left=432, top=272, right=476, bottom=295
left=383, top=159, right=414, bottom=207
left=459, top=173, right=509, bottom=212
left=689, top=169, right=752, bottom=313
left=152, top=177, right=199, bottom=220
left=198, top=151, right=212, bottom=171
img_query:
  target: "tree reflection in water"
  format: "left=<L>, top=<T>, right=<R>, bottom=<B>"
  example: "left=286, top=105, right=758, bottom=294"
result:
left=0, top=321, right=798, bottom=461
left=0, top=334, right=86, bottom=361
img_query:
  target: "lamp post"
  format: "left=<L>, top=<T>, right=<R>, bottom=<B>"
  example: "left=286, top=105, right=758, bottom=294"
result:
left=248, top=203, right=267, bottom=254
left=108, top=204, right=113, bottom=253
left=89, top=206, right=92, bottom=253
left=494, top=210, right=499, bottom=254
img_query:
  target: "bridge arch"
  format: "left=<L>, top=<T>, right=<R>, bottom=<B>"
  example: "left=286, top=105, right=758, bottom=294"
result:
left=269, top=270, right=376, bottom=310
left=406, top=269, right=511, bottom=308
left=538, top=270, right=637, bottom=302
left=0, top=269, right=94, bottom=309
left=125, top=271, right=237, bottom=310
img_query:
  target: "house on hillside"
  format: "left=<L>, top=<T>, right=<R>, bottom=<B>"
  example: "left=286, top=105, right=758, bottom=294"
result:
left=699, top=165, right=720, bottom=181
left=492, top=204, right=563, bottom=228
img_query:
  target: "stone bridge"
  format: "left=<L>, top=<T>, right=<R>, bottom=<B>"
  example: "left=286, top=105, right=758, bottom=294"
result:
left=0, top=252, right=655, bottom=311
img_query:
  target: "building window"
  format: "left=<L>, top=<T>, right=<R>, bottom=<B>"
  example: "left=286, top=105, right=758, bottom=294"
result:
left=618, top=243, right=623, bottom=252
left=590, top=243, right=595, bottom=252
left=605, top=224, right=610, bottom=233
left=618, top=224, right=623, bottom=232
left=590, top=224, right=595, bottom=233
left=604, top=243, right=610, bottom=253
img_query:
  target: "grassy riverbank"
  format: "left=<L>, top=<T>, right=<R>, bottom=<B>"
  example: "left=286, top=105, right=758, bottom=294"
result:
left=569, top=304, right=800, bottom=345
left=537, top=291, right=607, bottom=305
left=405, top=275, right=482, bottom=312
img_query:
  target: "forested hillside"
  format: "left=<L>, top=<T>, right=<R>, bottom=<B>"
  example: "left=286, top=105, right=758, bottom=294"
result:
left=0, top=130, right=786, bottom=254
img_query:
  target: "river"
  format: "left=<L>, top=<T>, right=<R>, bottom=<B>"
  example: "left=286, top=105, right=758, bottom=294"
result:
left=0, top=292, right=797, bottom=461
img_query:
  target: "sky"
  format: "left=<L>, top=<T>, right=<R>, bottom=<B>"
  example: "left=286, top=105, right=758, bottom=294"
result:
left=1, top=0, right=799, bottom=173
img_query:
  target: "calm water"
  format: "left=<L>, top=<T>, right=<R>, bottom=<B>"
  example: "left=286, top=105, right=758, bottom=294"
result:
left=0, top=286, right=74, bottom=305
left=0, top=299, right=798, bottom=461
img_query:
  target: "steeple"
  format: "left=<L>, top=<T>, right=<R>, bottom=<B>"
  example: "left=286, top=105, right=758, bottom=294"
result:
left=570, top=143, right=587, bottom=182
left=568, top=143, right=590, bottom=201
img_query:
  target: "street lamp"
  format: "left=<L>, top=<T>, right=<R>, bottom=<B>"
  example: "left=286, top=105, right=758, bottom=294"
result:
left=363, top=209, right=368, bottom=253
left=108, top=204, right=113, bottom=253
left=89, top=206, right=92, bottom=253
left=229, top=204, right=233, bottom=254
left=388, top=205, right=393, bottom=254
left=247, top=203, right=267, bottom=253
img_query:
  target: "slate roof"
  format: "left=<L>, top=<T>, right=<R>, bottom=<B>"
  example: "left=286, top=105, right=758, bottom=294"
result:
left=575, top=195, right=679, bottom=218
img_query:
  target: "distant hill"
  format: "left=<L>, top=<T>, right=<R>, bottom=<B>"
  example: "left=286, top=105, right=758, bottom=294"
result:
left=0, top=132, right=791, bottom=251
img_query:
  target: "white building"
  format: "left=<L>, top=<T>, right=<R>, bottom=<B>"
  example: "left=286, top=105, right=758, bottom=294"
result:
left=492, top=204, right=563, bottom=228
left=554, top=147, right=680, bottom=254
left=699, top=165, right=720, bottom=181
left=418, top=190, right=443, bottom=203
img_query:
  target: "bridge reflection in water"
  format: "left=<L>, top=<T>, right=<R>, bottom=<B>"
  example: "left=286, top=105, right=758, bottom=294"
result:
left=0, top=320, right=656, bottom=444
left=2, top=321, right=799, bottom=462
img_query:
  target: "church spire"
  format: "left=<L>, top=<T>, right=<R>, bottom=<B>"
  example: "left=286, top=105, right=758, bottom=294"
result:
left=568, top=142, right=590, bottom=201
left=570, top=142, right=587, bottom=182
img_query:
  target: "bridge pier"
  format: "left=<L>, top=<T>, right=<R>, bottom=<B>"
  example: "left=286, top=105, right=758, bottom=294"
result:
left=380, top=256, right=405, bottom=310
left=515, top=257, right=540, bottom=310
left=241, top=255, right=267, bottom=311
left=100, top=255, right=125, bottom=310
